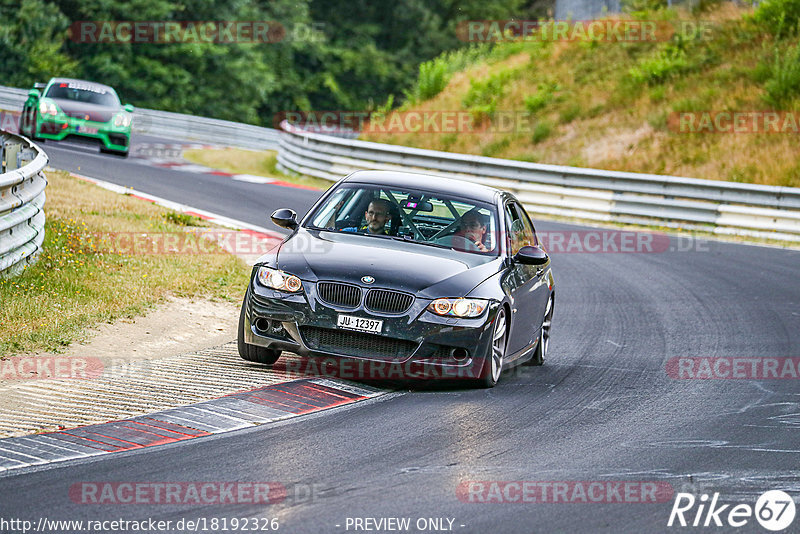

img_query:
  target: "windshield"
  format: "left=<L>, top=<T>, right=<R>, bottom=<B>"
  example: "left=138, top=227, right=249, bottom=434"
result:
left=46, top=82, right=120, bottom=107
left=307, top=184, right=500, bottom=256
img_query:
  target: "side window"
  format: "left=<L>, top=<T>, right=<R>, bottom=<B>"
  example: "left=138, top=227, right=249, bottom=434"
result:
left=311, top=188, right=353, bottom=228
left=516, top=203, right=538, bottom=246
left=505, top=202, right=534, bottom=254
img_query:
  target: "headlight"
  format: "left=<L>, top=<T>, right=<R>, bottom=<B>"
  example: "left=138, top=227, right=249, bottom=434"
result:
left=39, top=100, right=58, bottom=116
left=114, top=112, right=132, bottom=127
left=257, top=266, right=303, bottom=292
left=427, top=298, right=488, bottom=318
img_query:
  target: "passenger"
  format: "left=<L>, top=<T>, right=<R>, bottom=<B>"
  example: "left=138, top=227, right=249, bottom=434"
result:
left=450, top=209, right=491, bottom=252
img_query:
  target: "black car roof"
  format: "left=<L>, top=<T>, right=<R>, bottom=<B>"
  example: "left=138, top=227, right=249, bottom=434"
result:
left=343, top=170, right=503, bottom=204
left=48, top=78, right=116, bottom=93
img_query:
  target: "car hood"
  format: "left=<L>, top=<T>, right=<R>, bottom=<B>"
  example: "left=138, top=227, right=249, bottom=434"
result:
left=268, top=229, right=502, bottom=298
left=50, top=99, right=117, bottom=123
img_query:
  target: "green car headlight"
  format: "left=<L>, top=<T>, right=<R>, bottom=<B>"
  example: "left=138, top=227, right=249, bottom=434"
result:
left=257, top=266, right=303, bottom=293
left=39, top=100, right=58, bottom=116
left=427, top=298, right=488, bottom=318
left=114, top=113, right=132, bottom=127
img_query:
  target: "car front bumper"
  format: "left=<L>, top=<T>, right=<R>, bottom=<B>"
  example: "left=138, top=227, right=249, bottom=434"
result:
left=244, top=279, right=499, bottom=380
left=37, top=114, right=130, bottom=152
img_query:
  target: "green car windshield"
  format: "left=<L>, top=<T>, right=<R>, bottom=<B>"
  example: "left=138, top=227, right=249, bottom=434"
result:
left=46, top=83, right=120, bottom=107
left=307, top=185, right=500, bottom=256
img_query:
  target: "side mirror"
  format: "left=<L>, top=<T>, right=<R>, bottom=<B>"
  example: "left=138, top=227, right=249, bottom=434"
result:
left=514, top=245, right=548, bottom=265
left=34, top=82, right=46, bottom=90
left=271, top=208, right=298, bottom=230
left=28, top=89, right=40, bottom=98
left=123, top=103, right=134, bottom=113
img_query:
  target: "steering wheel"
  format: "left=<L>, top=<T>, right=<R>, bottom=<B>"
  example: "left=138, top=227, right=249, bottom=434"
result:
left=432, top=235, right=481, bottom=252
left=334, top=218, right=360, bottom=230
left=450, top=235, right=482, bottom=251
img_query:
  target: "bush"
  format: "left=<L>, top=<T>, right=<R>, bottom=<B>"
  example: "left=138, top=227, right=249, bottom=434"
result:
left=763, top=43, right=800, bottom=107
left=628, top=42, right=690, bottom=85
left=531, top=121, right=552, bottom=143
left=415, top=60, right=450, bottom=102
left=559, top=102, right=582, bottom=124
left=462, top=70, right=515, bottom=120
left=164, top=211, right=203, bottom=227
left=524, top=81, right=560, bottom=113
left=404, top=45, right=493, bottom=104
left=481, top=137, right=511, bottom=157
left=621, top=0, right=669, bottom=15
left=752, top=0, right=800, bottom=37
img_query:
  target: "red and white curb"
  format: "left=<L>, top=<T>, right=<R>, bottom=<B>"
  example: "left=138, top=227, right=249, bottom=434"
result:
left=69, top=171, right=286, bottom=249
left=0, top=379, right=383, bottom=474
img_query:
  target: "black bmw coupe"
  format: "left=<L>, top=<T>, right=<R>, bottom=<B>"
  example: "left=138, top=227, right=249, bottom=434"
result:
left=237, top=171, right=554, bottom=387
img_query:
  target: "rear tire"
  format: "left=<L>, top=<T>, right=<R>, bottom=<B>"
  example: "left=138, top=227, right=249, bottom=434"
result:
left=237, top=296, right=281, bottom=365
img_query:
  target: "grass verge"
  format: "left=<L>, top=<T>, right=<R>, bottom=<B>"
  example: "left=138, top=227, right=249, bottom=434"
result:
left=0, top=170, right=250, bottom=356
left=182, top=148, right=331, bottom=190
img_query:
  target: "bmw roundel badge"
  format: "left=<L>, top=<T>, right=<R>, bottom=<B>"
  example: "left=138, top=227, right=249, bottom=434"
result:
left=361, top=276, right=375, bottom=284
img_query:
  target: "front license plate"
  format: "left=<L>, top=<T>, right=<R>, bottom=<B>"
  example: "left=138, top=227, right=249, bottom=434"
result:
left=337, top=314, right=383, bottom=334
left=77, top=126, right=98, bottom=134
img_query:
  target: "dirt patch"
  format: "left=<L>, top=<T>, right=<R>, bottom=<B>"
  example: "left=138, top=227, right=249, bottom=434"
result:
left=1, top=296, right=239, bottom=381
left=581, top=124, right=654, bottom=167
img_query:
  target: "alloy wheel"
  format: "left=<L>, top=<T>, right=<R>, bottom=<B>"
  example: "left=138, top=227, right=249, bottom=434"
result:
left=491, top=308, right=507, bottom=383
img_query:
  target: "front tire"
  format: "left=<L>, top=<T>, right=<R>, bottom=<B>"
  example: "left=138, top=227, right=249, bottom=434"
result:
left=477, top=307, right=507, bottom=388
left=526, top=295, right=553, bottom=366
left=25, top=112, right=44, bottom=141
left=100, top=147, right=129, bottom=158
left=237, top=296, right=281, bottom=365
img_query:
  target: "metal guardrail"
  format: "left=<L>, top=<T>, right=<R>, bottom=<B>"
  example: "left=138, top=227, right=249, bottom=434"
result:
left=133, top=108, right=280, bottom=150
left=277, top=121, right=800, bottom=242
left=0, top=130, right=48, bottom=278
left=0, top=86, right=280, bottom=150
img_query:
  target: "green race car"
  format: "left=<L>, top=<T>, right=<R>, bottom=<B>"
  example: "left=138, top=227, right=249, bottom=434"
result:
left=20, top=77, right=133, bottom=157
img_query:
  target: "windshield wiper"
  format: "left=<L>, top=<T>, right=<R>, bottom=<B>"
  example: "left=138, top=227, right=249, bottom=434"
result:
left=305, top=225, right=336, bottom=233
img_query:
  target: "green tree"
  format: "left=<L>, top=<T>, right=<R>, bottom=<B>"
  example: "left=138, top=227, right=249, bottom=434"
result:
left=0, top=0, right=77, bottom=86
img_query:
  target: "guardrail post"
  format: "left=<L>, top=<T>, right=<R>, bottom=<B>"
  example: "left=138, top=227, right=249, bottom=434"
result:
left=4, top=141, right=20, bottom=172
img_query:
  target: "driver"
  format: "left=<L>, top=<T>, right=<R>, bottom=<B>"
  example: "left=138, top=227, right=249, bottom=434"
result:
left=342, top=199, right=393, bottom=235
